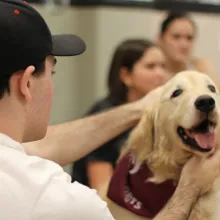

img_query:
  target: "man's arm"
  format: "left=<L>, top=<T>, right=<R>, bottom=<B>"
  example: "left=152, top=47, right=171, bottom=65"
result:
left=24, top=103, right=141, bottom=166
left=24, top=86, right=162, bottom=166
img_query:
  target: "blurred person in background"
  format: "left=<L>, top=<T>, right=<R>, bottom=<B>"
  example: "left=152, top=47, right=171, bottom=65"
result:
left=158, top=11, right=220, bottom=86
left=72, top=39, right=168, bottom=190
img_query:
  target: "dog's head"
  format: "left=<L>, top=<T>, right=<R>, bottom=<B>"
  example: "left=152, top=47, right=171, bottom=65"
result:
left=128, top=71, right=220, bottom=171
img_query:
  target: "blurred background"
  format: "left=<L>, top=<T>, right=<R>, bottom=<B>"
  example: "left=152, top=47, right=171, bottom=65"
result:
left=29, top=0, right=220, bottom=174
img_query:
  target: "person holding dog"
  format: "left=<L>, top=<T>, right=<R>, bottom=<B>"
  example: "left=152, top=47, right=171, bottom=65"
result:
left=0, top=0, right=219, bottom=219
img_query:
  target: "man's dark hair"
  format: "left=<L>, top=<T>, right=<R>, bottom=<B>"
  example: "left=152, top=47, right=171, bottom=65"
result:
left=0, top=60, right=45, bottom=99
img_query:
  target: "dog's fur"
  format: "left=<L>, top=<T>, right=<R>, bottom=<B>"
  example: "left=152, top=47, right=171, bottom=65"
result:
left=99, top=71, right=220, bottom=220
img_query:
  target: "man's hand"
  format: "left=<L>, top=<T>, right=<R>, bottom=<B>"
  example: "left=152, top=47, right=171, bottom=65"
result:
left=133, top=86, right=163, bottom=112
left=154, top=149, right=220, bottom=220
left=180, top=149, right=220, bottom=195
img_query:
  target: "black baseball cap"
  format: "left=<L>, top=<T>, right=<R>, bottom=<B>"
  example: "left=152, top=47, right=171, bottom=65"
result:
left=0, top=0, right=86, bottom=75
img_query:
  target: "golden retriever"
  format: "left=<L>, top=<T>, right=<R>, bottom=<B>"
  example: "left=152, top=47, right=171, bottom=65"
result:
left=99, top=70, right=220, bottom=220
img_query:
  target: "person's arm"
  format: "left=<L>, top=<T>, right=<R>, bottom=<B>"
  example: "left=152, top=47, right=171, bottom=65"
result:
left=87, top=133, right=125, bottom=190
left=24, top=102, right=141, bottom=167
left=153, top=182, right=198, bottom=220
left=87, top=161, right=114, bottom=190
left=24, top=87, right=162, bottom=166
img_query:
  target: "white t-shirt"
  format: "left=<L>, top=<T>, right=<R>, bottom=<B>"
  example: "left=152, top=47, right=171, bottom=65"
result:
left=0, top=133, right=114, bottom=220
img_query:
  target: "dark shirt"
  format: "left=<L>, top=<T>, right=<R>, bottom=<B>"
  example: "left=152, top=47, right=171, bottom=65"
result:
left=71, top=97, right=132, bottom=186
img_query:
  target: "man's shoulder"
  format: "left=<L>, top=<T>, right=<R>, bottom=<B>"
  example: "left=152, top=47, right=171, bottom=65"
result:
left=0, top=146, right=71, bottom=194
left=0, top=148, right=114, bottom=219
left=0, top=146, right=71, bottom=218
left=2, top=145, right=70, bottom=181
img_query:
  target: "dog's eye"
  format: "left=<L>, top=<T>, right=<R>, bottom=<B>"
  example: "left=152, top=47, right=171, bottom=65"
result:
left=171, top=89, right=183, bottom=98
left=208, top=85, right=216, bottom=93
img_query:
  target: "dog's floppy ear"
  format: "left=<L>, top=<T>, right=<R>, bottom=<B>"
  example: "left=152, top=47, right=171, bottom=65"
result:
left=127, top=106, right=155, bottom=163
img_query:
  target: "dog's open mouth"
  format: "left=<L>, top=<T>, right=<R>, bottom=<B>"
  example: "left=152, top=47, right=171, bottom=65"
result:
left=177, top=119, right=217, bottom=152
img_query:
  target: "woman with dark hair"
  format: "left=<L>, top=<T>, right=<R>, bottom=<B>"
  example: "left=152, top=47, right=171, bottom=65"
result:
left=158, top=11, right=219, bottom=85
left=107, top=39, right=163, bottom=105
left=72, top=39, right=168, bottom=190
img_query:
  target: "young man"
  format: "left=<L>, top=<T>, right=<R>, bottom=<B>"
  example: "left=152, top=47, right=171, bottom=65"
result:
left=1, top=0, right=220, bottom=219
left=0, top=0, right=113, bottom=219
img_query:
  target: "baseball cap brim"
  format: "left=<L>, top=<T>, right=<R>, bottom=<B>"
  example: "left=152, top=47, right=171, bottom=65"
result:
left=51, top=34, right=86, bottom=56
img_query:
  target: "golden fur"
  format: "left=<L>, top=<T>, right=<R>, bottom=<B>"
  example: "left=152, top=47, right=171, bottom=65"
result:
left=99, top=71, right=220, bottom=220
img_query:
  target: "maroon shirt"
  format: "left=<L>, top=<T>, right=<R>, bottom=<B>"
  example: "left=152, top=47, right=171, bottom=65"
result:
left=107, top=152, right=176, bottom=218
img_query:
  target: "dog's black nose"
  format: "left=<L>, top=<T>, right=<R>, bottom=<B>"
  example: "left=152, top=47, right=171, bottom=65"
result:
left=195, top=95, right=215, bottom=113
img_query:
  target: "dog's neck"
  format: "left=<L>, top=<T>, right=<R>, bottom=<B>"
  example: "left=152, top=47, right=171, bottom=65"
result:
left=146, top=143, right=192, bottom=184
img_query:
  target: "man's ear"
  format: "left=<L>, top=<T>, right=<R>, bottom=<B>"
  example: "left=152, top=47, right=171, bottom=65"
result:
left=18, top=66, right=35, bottom=102
left=127, top=106, right=155, bottom=163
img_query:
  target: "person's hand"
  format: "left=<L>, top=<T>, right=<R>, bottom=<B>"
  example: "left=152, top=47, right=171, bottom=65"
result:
left=179, top=149, right=220, bottom=196
left=133, top=85, right=163, bottom=112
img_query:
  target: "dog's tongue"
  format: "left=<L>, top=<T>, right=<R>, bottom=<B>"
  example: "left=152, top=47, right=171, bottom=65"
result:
left=192, top=132, right=216, bottom=149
